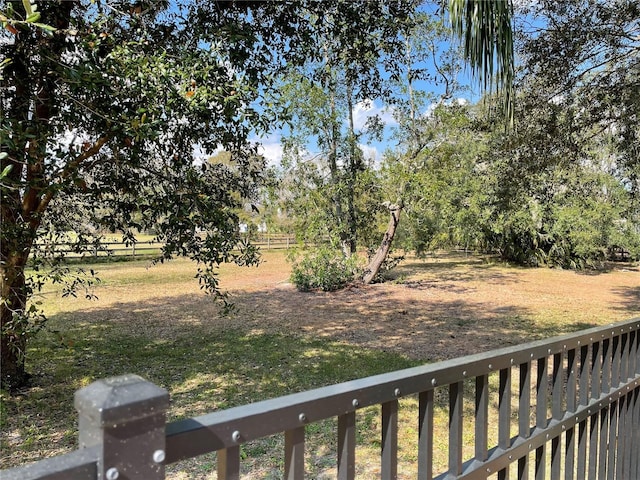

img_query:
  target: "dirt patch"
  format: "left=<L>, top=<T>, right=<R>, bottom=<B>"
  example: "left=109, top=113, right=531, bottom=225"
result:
left=212, top=252, right=639, bottom=361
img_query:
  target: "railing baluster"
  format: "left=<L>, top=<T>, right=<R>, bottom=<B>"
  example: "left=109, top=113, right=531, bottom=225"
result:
left=535, top=356, right=547, bottom=480
left=565, top=425, right=575, bottom=480
left=382, top=400, right=398, bottom=480
left=551, top=353, right=562, bottom=480
left=552, top=353, right=563, bottom=419
left=601, top=338, right=611, bottom=394
left=499, top=368, right=512, bottom=450
left=499, top=368, right=511, bottom=480
left=598, top=405, right=609, bottom=480
left=629, top=330, right=637, bottom=378
left=518, top=453, right=529, bottom=480
left=622, top=391, right=633, bottom=480
left=285, top=427, right=305, bottom=480
left=611, top=335, right=621, bottom=389
left=579, top=345, right=589, bottom=406
left=598, top=338, right=611, bottom=480
left=576, top=420, right=587, bottom=480
left=565, top=348, right=577, bottom=480
left=418, top=390, right=434, bottom=480
left=218, top=446, right=240, bottom=480
left=590, top=341, right=601, bottom=399
left=607, top=399, right=618, bottom=480
left=566, top=348, right=577, bottom=412
left=631, top=387, right=640, bottom=478
left=534, top=443, right=545, bottom=480
left=629, top=330, right=640, bottom=377
left=588, top=342, right=601, bottom=480
left=621, top=332, right=629, bottom=383
left=576, top=345, right=589, bottom=479
left=449, top=381, right=464, bottom=477
left=476, top=375, right=489, bottom=463
left=536, top=357, right=548, bottom=428
left=587, top=412, right=598, bottom=480
left=519, top=362, right=531, bottom=480
left=338, top=412, right=356, bottom=480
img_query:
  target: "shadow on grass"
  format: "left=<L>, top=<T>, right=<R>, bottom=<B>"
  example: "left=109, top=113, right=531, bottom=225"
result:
left=389, top=254, right=520, bottom=284
left=613, top=285, right=640, bottom=316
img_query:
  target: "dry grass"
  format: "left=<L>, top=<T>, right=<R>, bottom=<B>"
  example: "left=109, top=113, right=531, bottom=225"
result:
left=1, top=251, right=638, bottom=478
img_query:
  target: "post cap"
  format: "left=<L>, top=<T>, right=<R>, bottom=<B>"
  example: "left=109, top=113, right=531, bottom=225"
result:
left=75, top=374, right=169, bottom=427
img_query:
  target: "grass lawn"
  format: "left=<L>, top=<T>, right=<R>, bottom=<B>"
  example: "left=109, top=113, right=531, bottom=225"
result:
left=1, top=251, right=638, bottom=478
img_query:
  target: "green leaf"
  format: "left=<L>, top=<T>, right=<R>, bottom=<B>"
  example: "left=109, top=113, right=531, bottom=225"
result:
left=1, top=164, right=13, bottom=179
left=26, top=12, right=40, bottom=23
left=32, top=22, right=56, bottom=32
left=22, top=0, right=33, bottom=16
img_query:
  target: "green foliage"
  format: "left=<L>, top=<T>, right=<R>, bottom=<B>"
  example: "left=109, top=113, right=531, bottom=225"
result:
left=290, top=247, right=362, bottom=292
left=378, top=0, right=640, bottom=270
left=383, top=103, right=491, bottom=256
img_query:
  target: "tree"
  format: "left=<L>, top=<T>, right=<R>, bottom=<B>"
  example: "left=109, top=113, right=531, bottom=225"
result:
left=364, top=10, right=468, bottom=283
left=1, top=0, right=269, bottom=388
left=515, top=0, right=639, bottom=201
left=363, top=0, right=517, bottom=282
left=280, top=0, right=517, bottom=285
left=381, top=102, right=492, bottom=257
left=277, top=1, right=417, bottom=258
left=449, top=0, right=515, bottom=123
left=477, top=0, right=640, bottom=266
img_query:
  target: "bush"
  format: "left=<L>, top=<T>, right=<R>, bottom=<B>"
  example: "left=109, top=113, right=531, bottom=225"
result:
left=290, top=247, right=361, bottom=292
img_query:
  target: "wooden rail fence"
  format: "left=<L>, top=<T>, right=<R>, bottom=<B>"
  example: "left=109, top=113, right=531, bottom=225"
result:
left=37, top=234, right=296, bottom=260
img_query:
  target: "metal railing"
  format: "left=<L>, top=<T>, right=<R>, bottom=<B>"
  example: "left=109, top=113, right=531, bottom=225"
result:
left=3, top=317, right=640, bottom=480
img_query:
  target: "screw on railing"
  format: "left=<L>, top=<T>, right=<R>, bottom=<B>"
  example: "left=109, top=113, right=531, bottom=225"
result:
left=75, top=374, right=169, bottom=479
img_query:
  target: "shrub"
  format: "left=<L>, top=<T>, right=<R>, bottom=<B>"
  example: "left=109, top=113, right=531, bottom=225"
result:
left=290, top=247, right=361, bottom=292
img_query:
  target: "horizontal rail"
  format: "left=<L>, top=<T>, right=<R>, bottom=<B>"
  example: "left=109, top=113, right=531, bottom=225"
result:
left=0, top=446, right=98, bottom=480
left=166, top=317, right=640, bottom=463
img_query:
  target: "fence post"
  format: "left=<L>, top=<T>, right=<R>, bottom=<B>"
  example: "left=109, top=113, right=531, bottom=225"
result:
left=74, top=374, right=170, bottom=480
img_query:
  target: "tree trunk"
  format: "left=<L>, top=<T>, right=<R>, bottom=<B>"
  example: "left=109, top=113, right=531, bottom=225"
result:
left=362, top=203, right=402, bottom=284
left=0, top=255, right=29, bottom=389
left=1, top=2, right=79, bottom=388
left=344, top=78, right=358, bottom=256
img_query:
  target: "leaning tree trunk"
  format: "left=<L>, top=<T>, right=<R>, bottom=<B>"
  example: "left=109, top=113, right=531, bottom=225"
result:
left=362, top=203, right=402, bottom=284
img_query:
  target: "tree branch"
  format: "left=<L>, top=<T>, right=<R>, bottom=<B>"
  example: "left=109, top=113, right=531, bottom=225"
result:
left=34, top=134, right=111, bottom=220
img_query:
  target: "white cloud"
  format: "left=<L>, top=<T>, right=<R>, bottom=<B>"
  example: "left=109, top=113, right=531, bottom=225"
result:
left=424, top=97, right=469, bottom=117
left=255, top=133, right=284, bottom=166
left=352, top=99, right=397, bottom=130
left=358, top=143, right=381, bottom=165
